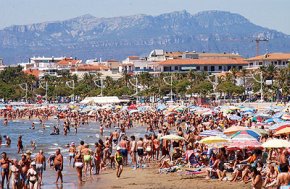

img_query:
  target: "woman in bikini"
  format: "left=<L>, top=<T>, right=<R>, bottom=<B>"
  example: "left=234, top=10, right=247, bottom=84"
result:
left=74, top=151, right=84, bottom=183
left=27, top=162, right=39, bottom=189
left=9, top=159, right=21, bottom=189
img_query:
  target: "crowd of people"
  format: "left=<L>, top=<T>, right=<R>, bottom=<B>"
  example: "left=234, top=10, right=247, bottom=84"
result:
left=0, top=102, right=290, bottom=189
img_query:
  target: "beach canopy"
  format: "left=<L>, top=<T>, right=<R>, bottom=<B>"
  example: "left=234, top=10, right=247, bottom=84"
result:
left=274, top=127, right=290, bottom=135
left=262, top=139, right=290, bottom=148
left=199, top=136, right=228, bottom=144
left=224, top=126, right=247, bottom=135
left=161, top=135, right=184, bottom=140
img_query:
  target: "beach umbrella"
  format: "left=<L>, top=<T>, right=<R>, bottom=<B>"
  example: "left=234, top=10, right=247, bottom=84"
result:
left=282, top=114, right=290, bottom=121
left=199, top=136, right=228, bottom=144
left=273, top=112, right=284, bottom=118
left=224, top=126, right=247, bottom=135
left=231, top=130, right=261, bottom=140
left=241, top=107, right=255, bottom=112
left=229, top=106, right=240, bottom=110
left=227, top=139, right=262, bottom=150
left=161, top=134, right=184, bottom=141
left=129, top=109, right=139, bottom=114
left=269, top=122, right=290, bottom=130
left=262, top=139, right=290, bottom=148
left=251, top=128, right=268, bottom=136
left=199, top=130, right=226, bottom=137
left=202, top=111, right=213, bottom=116
left=274, top=127, right=290, bottom=135
left=157, top=104, right=167, bottom=111
left=175, top=107, right=184, bottom=112
left=128, top=104, right=137, bottom=110
left=229, top=115, right=242, bottom=121
left=255, top=113, right=271, bottom=118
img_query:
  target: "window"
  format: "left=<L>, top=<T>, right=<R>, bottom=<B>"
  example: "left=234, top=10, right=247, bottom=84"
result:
left=175, top=66, right=178, bottom=71
left=239, top=66, right=243, bottom=69
left=196, top=66, right=200, bottom=70
left=259, top=62, right=263, bottom=65
left=211, top=66, right=215, bottom=71
left=227, top=66, right=231, bottom=71
left=219, top=66, right=222, bottom=70
left=204, top=66, right=208, bottom=71
left=164, top=67, right=171, bottom=71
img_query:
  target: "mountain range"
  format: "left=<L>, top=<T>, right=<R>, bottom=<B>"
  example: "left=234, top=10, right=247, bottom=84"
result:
left=1, top=10, right=290, bottom=64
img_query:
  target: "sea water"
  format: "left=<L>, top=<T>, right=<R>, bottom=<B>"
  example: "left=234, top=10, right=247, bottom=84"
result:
left=0, top=119, right=147, bottom=188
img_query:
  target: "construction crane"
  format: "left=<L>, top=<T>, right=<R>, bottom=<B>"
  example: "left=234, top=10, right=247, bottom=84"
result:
left=254, top=38, right=269, bottom=56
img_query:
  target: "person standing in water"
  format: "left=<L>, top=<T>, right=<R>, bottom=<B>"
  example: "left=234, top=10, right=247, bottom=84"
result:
left=68, top=142, right=76, bottom=167
left=54, top=149, right=63, bottom=184
left=17, top=135, right=24, bottom=154
left=115, top=147, right=123, bottom=178
left=74, top=151, right=84, bottom=183
left=35, top=150, right=46, bottom=185
left=0, top=152, right=11, bottom=189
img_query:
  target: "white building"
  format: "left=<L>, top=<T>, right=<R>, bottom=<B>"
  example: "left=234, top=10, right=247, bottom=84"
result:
left=247, top=53, right=290, bottom=68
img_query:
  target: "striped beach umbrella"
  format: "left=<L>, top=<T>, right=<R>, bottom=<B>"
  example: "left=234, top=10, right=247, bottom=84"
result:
left=269, top=122, right=290, bottom=130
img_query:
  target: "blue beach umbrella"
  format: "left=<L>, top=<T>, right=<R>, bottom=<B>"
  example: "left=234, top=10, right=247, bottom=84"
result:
left=229, top=115, right=242, bottom=121
left=157, top=104, right=167, bottom=111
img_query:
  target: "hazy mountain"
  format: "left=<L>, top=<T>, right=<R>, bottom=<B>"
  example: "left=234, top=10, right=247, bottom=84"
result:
left=0, top=10, right=290, bottom=64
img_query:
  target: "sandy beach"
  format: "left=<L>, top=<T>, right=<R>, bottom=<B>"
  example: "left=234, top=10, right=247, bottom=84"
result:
left=86, top=164, right=250, bottom=189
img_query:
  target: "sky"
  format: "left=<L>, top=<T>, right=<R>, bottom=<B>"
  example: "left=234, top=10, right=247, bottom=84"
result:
left=0, top=0, right=289, bottom=34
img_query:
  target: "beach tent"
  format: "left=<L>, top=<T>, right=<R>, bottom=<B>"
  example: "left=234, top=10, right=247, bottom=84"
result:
left=80, top=96, right=121, bottom=104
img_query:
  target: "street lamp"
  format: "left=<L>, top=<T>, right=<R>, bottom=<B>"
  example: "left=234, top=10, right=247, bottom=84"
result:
left=163, top=74, right=173, bottom=102
left=65, top=80, right=75, bottom=102
left=251, top=72, right=263, bottom=102
left=39, top=81, right=48, bottom=103
left=19, top=83, right=28, bottom=103
left=94, top=78, right=105, bottom=97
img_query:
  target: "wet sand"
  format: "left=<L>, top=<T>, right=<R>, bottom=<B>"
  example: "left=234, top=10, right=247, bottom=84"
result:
left=83, top=164, right=250, bottom=189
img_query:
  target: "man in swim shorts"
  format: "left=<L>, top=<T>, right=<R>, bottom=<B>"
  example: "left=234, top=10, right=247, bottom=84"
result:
left=54, top=149, right=63, bottom=183
left=35, top=150, right=46, bottom=185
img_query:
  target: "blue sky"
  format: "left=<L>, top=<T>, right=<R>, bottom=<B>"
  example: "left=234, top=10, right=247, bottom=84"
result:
left=0, top=0, right=289, bottom=34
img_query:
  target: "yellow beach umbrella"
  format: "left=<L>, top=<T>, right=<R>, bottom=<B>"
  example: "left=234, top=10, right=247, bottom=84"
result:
left=274, top=127, right=290, bottom=135
left=224, top=126, right=247, bottom=135
left=199, top=136, right=228, bottom=144
left=262, top=139, right=290, bottom=148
